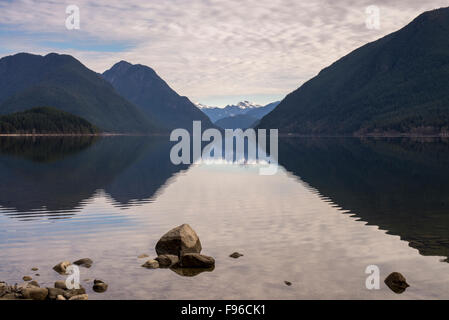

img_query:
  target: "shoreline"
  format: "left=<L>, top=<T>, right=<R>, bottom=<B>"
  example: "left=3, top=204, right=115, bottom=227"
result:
left=0, top=132, right=448, bottom=138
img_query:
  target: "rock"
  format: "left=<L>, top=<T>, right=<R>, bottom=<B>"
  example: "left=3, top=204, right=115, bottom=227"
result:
left=93, top=279, right=108, bottom=293
left=284, top=281, right=292, bottom=286
left=142, top=260, right=159, bottom=269
left=31, top=267, right=38, bottom=271
left=155, top=224, right=202, bottom=256
left=53, top=261, right=71, bottom=274
left=21, top=287, right=48, bottom=300
left=138, top=254, right=149, bottom=259
left=69, top=294, right=88, bottom=300
left=1, top=293, right=19, bottom=300
left=170, top=266, right=215, bottom=277
left=56, top=295, right=66, bottom=300
left=384, top=272, right=410, bottom=294
left=35, top=274, right=40, bottom=277
left=73, top=258, right=93, bottom=268
left=230, top=252, right=243, bottom=259
left=29, top=280, right=40, bottom=287
left=54, top=280, right=68, bottom=290
left=155, top=254, right=179, bottom=268
left=63, top=287, right=86, bottom=299
left=180, top=253, right=215, bottom=268
left=22, top=276, right=32, bottom=281
left=48, top=287, right=66, bottom=300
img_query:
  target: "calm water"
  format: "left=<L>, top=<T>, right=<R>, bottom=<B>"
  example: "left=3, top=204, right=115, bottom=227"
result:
left=0, top=136, right=449, bottom=299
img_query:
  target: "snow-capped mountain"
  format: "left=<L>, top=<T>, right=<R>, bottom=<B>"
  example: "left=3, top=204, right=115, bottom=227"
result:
left=196, top=101, right=264, bottom=122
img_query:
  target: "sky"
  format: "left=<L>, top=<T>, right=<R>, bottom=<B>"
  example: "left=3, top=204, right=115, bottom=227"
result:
left=0, top=0, right=447, bottom=107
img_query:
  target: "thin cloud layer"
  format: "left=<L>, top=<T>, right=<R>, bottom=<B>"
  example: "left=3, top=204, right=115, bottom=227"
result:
left=0, top=0, right=447, bottom=105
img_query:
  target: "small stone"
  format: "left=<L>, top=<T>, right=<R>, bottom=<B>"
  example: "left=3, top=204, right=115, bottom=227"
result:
left=31, top=267, right=38, bottom=271
left=138, top=254, right=149, bottom=259
left=21, top=287, right=48, bottom=300
left=56, top=295, right=66, bottom=300
left=53, top=261, right=71, bottom=274
left=155, top=254, right=179, bottom=268
left=54, top=280, right=68, bottom=290
left=73, top=258, right=93, bottom=268
left=29, top=280, right=39, bottom=287
left=384, top=272, right=410, bottom=294
left=230, top=252, right=244, bottom=259
left=284, top=281, right=292, bottom=286
left=142, top=260, right=159, bottom=269
left=22, top=276, right=32, bottom=281
left=180, top=253, right=215, bottom=268
left=93, top=280, right=108, bottom=293
left=69, top=294, right=88, bottom=300
left=35, top=274, right=40, bottom=277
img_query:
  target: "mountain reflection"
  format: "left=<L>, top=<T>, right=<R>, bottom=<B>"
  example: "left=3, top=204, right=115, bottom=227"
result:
left=279, top=137, right=449, bottom=261
left=0, top=136, right=189, bottom=217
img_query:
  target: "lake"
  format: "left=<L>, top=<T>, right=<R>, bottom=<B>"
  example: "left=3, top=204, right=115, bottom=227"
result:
left=0, top=136, right=448, bottom=299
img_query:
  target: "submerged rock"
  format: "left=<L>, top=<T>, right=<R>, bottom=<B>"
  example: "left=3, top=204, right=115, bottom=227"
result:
left=229, top=252, right=244, bottom=259
left=53, top=261, right=71, bottom=274
left=180, top=253, right=215, bottom=268
left=155, top=254, right=179, bottom=268
left=22, top=276, right=32, bottom=281
left=93, top=279, right=108, bottom=293
left=63, top=287, right=86, bottom=299
left=73, top=258, right=93, bottom=268
left=69, top=294, right=88, bottom=300
left=29, top=280, right=39, bottom=287
left=21, top=287, right=48, bottom=300
left=142, top=260, right=159, bottom=269
left=170, top=266, right=215, bottom=277
left=284, top=281, right=292, bottom=286
left=155, top=224, right=202, bottom=256
left=138, top=254, right=149, bottom=259
left=384, top=272, right=410, bottom=294
left=31, top=267, right=38, bottom=271
left=48, top=287, right=65, bottom=300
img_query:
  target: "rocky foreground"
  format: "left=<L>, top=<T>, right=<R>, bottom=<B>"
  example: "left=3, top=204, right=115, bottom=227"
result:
left=1, top=223, right=410, bottom=299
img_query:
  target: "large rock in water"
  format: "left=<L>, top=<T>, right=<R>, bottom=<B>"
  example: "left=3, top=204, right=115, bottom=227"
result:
left=155, top=224, right=202, bottom=256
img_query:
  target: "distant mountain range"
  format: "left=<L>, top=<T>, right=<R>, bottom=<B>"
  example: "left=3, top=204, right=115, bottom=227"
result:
left=258, top=7, right=449, bottom=136
left=103, top=61, right=213, bottom=131
left=197, top=101, right=263, bottom=122
left=198, top=101, right=280, bottom=129
left=0, top=53, right=159, bottom=133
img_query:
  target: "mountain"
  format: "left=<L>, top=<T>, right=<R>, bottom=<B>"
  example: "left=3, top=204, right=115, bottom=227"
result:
left=198, top=101, right=263, bottom=122
left=0, top=107, right=99, bottom=134
left=215, top=114, right=259, bottom=129
left=244, top=101, right=280, bottom=119
left=103, top=61, right=213, bottom=131
left=198, top=100, right=280, bottom=124
left=0, top=53, right=159, bottom=133
left=258, top=7, right=449, bottom=136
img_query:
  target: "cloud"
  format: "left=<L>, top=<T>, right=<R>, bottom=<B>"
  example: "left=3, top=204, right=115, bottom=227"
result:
left=0, top=0, right=447, bottom=105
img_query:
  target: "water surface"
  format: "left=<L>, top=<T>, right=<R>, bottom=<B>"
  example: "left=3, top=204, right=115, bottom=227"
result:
left=0, top=136, right=448, bottom=299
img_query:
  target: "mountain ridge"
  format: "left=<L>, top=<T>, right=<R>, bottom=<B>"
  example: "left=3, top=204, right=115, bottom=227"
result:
left=103, top=61, right=214, bottom=131
left=0, top=53, right=160, bottom=133
left=257, top=7, right=449, bottom=136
